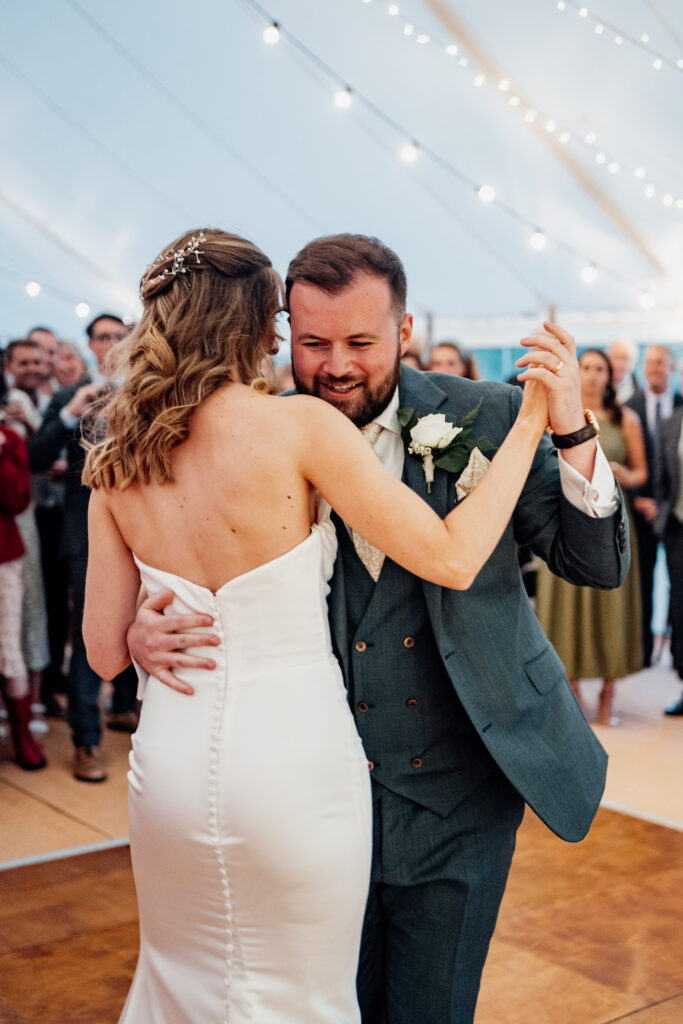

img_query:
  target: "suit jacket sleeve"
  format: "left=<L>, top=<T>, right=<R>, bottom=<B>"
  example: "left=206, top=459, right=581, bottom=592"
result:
left=29, top=387, right=78, bottom=473
left=508, top=386, right=629, bottom=589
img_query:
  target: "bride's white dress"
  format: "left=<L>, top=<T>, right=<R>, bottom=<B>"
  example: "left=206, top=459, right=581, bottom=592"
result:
left=120, top=510, right=372, bottom=1023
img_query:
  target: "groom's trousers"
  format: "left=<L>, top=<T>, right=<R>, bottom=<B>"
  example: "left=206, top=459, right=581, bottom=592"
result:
left=357, top=771, right=524, bottom=1024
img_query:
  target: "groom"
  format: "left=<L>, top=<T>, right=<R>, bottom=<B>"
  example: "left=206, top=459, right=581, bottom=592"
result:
left=128, top=235, right=628, bottom=1023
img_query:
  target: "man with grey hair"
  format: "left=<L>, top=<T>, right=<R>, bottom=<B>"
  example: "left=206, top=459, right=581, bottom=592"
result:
left=608, top=337, right=641, bottom=404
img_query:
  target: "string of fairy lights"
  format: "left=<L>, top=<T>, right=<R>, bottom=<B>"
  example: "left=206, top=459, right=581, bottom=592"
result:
left=243, top=0, right=677, bottom=309
left=355, top=0, right=683, bottom=214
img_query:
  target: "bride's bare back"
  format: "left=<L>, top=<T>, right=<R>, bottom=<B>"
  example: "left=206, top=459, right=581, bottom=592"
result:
left=106, top=384, right=315, bottom=592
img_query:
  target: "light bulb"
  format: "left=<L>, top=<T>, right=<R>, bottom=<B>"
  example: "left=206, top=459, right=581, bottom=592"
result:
left=595, top=24, right=604, bottom=35
left=634, top=167, right=646, bottom=179
left=530, top=231, right=547, bottom=251
left=644, top=184, right=656, bottom=198
left=677, top=60, right=683, bottom=69
left=581, top=265, right=598, bottom=284
left=477, top=184, right=495, bottom=203
left=498, top=79, right=510, bottom=91
left=653, top=58, right=663, bottom=70
left=417, top=33, right=430, bottom=44
left=508, top=95, right=520, bottom=107
left=334, top=88, right=352, bottom=109
left=662, top=193, right=674, bottom=206
left=473, top=73, right=486, bottom=87
left=584, top=131, right=597, bottom=144
left=608, top=162, right=620, bottom=174
left=579, top=7, right=588, bottom=18
left=388, top=4, right=399, bottom=15
left=595, top=152, right=606, bottom=164
left=403, top=22, right=414, bottom=35
left=614, top=35, right=623, bottom=45
left=25, top=281, right=40, bottom=297
left=639, top=291, right=655, bottom=310
left=524, top=109, right=538, bottom=123
left=458, top=57, right=468, bottom=66
left=640, top=33, right=649, bottom=43
left=445, top=44, right=458, bottom=56
left=263, top=23, right=280, bottom=45
left=676, top=199, right=683, bottom=210
left=75, top=302, right=90, bottom=318
left=558, top=131, right=570, bottom=144
left=557, top=1, right=566, bottom=9
left=400, top=142, right=418, bottom=163
left=545, top=119, right=556, bottom=133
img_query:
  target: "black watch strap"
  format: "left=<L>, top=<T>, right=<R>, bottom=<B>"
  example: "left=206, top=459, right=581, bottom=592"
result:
left=551, top=422, right=598, bottom=449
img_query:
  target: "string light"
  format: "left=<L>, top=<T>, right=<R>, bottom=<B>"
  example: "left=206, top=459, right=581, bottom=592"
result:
left=508, top=95, right=520, bottom=107
left=498, top=79, right=510, bottom=91
left=529, top=231, right=547, bottom=251
left=545, top=119, right=556, bottom=133
left=263, top=22, right=280, bottom=44
left=614, top=35, right=623, bottom=45
left=584, top=131, right=597, bottom=144
left=639, top=290, right=655, bottom=310
left=594, top=24, right=604, bottom=35
left=25, top=281, right=40, bottom=297
left=595, top=152, right=606, bottom=164
left=75, top=302, right=90, bottom=317
left=608, top=162, right=620, bottom=174
left=644, top=184, right=656, bottom=197
left=653, top=58, right=663, bottom=70
left=477, top=184, right=496, bottom=203
left=417, top=33, right=430, bottom=44
left=662, top=193, right=674, bottom=206
left=558, top=131, right=570, bottom=144
left=400, top=141, right=418, bottom=163
left=334, top=87, right=352, bottom=109
left=473, top=73, right=486, bottom=87
left=558, top=1, right=680, bottom=73
left=634, top=167, right=646, bottom=179
left=458, top=57, right=468, bottom=66
left=524, top=109, right=538, bottom=123
left=581, top=264, right=599, bottom=284
left=403, top=22, right=413, bottom=35
left=387, top=4, right=399, bottom=15
left=445, top=44, right=458, bottom=56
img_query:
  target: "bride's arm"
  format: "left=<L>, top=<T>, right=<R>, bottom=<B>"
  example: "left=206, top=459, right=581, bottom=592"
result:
left=83, top=491, right=140, bottom=679
left=297, top=381, right=548, bottom=590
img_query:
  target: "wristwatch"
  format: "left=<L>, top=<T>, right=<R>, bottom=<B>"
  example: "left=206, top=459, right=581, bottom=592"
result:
left=550, top=409, right=600, bottom=449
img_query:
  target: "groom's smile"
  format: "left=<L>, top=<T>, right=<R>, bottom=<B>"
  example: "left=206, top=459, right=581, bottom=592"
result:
left=289, top=274, right=413, bottom=427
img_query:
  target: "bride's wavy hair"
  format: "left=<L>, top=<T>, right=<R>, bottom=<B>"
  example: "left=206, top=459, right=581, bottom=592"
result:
left=83, top=229, right=283, bottom=491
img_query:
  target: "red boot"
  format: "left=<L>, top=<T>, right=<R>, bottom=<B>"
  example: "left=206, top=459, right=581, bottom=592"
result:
left=4, top=694, right=47, bottom=770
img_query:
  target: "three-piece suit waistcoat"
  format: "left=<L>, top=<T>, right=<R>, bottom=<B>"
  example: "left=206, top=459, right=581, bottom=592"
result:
left=333, top=514, right=498, bottom=818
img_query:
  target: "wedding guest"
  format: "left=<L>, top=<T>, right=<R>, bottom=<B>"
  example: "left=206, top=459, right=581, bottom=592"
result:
left=428, top=340, right=480, bottom=380
left=608, top=337, right=642, bottom=404
left=655, top=362, right=683, bottom=716
left=27, top=326, right=59, bottom=408
left=0, top=368, right=46, bottom=770
left=30, top=314, right=138, bottom=782
left=55, top=341, right=89, bottom=388
left=536, top=349, right=646, bottom=724
left=626, top=346, right=683, bottom=666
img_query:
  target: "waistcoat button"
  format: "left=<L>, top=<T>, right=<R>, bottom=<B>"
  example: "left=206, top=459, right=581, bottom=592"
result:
left=403, top=637, right=415, bottom=648
left=357, top=701, right=369, bottom=712
left=411, top=757, right=423, bottom=769
left=355, top=640, right=367, bottom=653
left=406, top=697, right=418, bottom=708
left=368, top=761, right=375, bottom=771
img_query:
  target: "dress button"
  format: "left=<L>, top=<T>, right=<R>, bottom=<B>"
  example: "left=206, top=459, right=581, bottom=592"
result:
left=368, top=761, right=375, bottom=771
left=406, top=697, right=418, bottom=708
left=411, top=757, right=423, bottom=769
left=355, top=640, right=367, bottom=653
left=357, top=701, right=369, bottom=712
left=403, top=636, right=415, bottom=648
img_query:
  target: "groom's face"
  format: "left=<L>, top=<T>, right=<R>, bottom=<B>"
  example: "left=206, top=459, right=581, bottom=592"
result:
left=289, top=274, right=412, bottom=427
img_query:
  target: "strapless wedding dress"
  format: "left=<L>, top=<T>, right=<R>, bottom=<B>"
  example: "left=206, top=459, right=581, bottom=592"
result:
left=120, top=510, right=372, bottom=1023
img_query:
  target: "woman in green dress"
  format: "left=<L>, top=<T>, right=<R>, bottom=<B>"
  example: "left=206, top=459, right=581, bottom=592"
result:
left=536, top=348, right=647, bottom=725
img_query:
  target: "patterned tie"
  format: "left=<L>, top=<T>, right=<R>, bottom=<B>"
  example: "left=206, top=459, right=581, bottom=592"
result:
left=352, top=422, right=385, bottom=582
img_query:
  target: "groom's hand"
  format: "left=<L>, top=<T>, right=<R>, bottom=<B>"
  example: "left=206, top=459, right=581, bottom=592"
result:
left=126, top=590, right=219, bottom=695
left=516, top=321, right=597, bottom=481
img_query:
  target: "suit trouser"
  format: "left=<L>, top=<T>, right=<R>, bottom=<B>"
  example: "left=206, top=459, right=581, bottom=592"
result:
left=67, top=550, right=138, bottom=747
left=632, top=511, right=658, bottom=667
left=357, top=772, right=524, bottom=1024
left=664, top=519, right=683, bottom=679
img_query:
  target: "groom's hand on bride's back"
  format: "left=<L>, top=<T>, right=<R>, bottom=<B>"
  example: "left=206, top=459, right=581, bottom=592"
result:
left=126, top=590, right=219, bottom=695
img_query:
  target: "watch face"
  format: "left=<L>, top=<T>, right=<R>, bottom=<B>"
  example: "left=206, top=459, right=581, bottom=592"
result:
left=585, top=409, right=600, bottom=435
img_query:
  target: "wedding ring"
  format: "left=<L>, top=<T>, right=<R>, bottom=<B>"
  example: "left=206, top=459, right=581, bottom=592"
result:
left=551, top=360, right=564, bottom=375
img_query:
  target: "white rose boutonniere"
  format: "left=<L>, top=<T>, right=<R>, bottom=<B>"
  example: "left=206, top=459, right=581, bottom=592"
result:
left=407, top=415, right=463, bottom=491
left=397, top=399, right=494, bottom=493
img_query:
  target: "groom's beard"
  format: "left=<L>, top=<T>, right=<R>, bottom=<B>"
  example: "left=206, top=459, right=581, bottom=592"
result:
left=291, top=346, right=402, bottom=429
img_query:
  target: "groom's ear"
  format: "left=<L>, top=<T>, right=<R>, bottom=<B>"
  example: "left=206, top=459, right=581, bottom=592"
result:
left=399, top=313, right=413, bottom=355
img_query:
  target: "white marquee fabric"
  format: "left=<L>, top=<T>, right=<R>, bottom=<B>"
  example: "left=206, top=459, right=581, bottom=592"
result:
left=1, top=0, right=681, bottom=349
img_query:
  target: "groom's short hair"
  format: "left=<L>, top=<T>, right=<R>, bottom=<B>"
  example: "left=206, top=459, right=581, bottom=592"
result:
left=285, top=234, right=407, bottom=321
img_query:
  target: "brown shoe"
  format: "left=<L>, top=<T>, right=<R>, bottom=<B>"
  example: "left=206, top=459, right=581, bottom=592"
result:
left=73, top=745, right=107, bottom=782
left=106, top=710, right=139, bottom=733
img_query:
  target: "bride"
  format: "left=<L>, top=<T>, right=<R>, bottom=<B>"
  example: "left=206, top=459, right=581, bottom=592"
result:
left=82, top=228, right=548, bottom=1023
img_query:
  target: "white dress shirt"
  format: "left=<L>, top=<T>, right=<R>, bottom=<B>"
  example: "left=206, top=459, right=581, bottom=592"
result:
left=368, top=387, right=618, bottom=518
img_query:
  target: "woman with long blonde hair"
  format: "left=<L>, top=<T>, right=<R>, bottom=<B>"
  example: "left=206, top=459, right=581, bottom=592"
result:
left=83, top=228, right=549, bottom=1023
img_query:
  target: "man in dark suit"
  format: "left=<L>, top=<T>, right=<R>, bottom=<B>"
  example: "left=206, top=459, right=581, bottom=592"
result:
left=655, top=401, right=683, bottom=715
left=626, top=345, right=683, bottom=666
left=128, top=236, right=628, bottom=1023
left=30, top=314, right=139, bottom=781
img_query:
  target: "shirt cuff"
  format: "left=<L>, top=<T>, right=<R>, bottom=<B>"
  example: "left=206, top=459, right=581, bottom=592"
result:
left=558, top=442, right=618, bottom=518
left=59, top=406, right=79, bottom=430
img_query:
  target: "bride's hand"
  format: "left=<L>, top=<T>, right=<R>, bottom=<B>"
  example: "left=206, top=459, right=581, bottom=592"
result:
left=517, top=378, right=549, bottom=440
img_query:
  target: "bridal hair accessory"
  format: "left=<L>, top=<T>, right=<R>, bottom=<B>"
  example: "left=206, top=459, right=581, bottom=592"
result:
left=147, top=232, right=207, bottom=288
left=397, top=399, right=494, bottom=493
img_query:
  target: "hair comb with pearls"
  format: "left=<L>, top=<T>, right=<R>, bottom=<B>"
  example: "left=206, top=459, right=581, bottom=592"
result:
left=146, top=232, right=207, bottom=288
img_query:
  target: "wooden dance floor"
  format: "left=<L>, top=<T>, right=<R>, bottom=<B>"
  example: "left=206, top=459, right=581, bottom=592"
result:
left=0, top=807, right=681, bottom=1024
